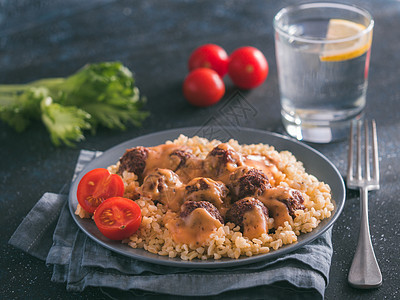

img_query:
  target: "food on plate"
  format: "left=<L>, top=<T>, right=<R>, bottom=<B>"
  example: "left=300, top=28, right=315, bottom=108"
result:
left=225, top=197, right=269, bottom=240
left=75, top=135, right=333, bottom=260
left=188, top=44, right=229, bottom=78
left=94, top=197, right=142, bottom=240
left=228, top=46, right=269, bottom=89
left=77, top=168, right=125, bottom=213
left=183, top=68, right=225, bottom=107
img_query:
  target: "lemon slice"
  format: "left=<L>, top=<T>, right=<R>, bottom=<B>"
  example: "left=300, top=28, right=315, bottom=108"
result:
left=320, top=19, right=372, bottom=61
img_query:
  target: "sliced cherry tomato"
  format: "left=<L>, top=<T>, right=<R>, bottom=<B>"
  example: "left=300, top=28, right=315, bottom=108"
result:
left=188, top=44, right=229, bottom=78
left=183, top=68, right=225, bottom=107
left=94, top=197, right=142, bottom=240
left=77, top=168, right=124, bottom=213
left=228, top=46, right=269, bottom=89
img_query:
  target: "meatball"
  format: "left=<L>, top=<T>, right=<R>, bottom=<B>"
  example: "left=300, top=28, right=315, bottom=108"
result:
left=229, top=167, right=271, bottom=200
left=262, top=187, right=306, bottom=219
left=180, top=201, right=224, bottom=224
left=117, top=146, right=149, bottom=179
left=169, top=149, right=195, bottom=171
left=169, top=149, right=205, bottom=182
left=184, top=177, right=229, bottom=210
left=205, top=143, right=244, bottom=177
left=141, top=168, right=184, bottom=210
left=225, top=197, right=268, bottom=229
left=279, top=189, right=305, bottom=218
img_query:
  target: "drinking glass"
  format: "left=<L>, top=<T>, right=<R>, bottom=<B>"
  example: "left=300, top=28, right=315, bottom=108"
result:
left=273, top=3, right=374, bottom=143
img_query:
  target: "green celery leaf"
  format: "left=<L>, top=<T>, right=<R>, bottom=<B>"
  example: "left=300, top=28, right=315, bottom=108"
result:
left=0, top=62, right=148, bottom=146
left=0, top=87, right=49, bottom=132
left=81, top=102, right=149, bottom=133
left=40, top=98, right=91, bottom=147
left=57, top=62, right=148, bottom=130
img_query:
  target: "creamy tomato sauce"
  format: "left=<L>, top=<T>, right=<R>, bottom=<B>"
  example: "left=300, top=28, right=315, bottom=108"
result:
left=164, top=209, right=223, bottom=247
left=118, top=142, right=306, bottom=246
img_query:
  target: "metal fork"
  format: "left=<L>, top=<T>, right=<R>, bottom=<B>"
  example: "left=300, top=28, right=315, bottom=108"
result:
left=347, top=119, right=382, bottom=288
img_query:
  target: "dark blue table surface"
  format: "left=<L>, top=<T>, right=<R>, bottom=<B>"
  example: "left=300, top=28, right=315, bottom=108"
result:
left=1, top=0, right=399, bottom=299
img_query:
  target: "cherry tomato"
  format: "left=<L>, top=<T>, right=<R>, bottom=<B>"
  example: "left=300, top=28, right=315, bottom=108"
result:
left=94, top=197, right=142, bottom=240
left=183, top=68, right=225, bottom=107
left=228, top=46, right=269, bottom=89
left=188, top=44, right=229, bottom=78
left=77, top=168, right=124, bottom=213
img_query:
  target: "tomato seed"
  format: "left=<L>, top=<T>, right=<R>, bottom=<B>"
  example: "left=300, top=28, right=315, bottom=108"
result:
left=103, top=209, right=113, bottom=216
left=86, top=195, right=103, bottom=206
left=100, top=216, right=115, bottom=225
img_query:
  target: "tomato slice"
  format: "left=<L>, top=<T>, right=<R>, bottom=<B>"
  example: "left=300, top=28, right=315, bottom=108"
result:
left=94, top=197, right=142, bottom=240
left=77, top=168, right=124, bottom=213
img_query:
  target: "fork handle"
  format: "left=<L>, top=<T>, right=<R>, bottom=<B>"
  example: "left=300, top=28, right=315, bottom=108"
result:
left=348, top=187, right=382, bottom=288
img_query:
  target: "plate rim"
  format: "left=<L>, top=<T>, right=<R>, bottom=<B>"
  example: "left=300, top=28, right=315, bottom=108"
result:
left=68, top=126, right=345, bottom=268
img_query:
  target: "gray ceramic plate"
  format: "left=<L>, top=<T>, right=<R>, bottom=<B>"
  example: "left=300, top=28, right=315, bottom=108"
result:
left=68, top=127, right=345, bottom=268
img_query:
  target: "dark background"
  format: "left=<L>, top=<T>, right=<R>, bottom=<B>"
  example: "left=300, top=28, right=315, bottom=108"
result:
left=1, top=0, right=399, bottom=299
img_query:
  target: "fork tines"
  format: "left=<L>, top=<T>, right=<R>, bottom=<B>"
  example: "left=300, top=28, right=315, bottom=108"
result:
left=347, top=119, right=380, bottom=190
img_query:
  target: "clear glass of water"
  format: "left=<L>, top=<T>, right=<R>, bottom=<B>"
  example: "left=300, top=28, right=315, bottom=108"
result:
left=273, top=3, right=374, bottom=143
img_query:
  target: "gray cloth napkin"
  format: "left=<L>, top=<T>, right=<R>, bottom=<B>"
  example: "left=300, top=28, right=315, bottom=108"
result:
left=9, top=150, right=333, bottom=299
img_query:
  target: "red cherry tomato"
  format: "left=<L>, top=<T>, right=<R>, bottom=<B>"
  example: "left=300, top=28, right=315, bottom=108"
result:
left=183, top=68, right=225, bottom=107
left=94, top=197, right=142, bottom=240
left=77, top=168, right=124, bottom=213
left=228, top=46, right=269, bottom=89
left=188, top=44, right=229, bottom=78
